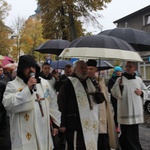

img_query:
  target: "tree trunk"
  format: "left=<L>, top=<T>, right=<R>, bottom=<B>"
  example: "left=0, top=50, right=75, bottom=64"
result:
left=60, top=5, right=68, bottom=40
left=69, top=11, right=76, bottom=41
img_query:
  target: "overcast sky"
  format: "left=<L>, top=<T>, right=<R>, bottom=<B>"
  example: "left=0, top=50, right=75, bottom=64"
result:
left=4, top=0, right=150, bottom=34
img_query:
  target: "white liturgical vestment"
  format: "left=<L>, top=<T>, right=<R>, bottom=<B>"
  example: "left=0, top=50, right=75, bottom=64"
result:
left=2, top=77, right=61, bottom=150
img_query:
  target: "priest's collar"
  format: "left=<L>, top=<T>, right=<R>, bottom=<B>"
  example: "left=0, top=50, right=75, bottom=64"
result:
left=122, top=72, right=136, bottom=79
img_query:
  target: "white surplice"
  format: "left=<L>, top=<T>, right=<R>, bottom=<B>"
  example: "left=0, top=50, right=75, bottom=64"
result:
left=111, top=76, right=148, bottom=124
left=2, top=77, right=61, bottom=150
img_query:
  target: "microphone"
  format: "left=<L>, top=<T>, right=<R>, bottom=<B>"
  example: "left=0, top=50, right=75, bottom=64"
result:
left=30, top=72, right=37, bottom=91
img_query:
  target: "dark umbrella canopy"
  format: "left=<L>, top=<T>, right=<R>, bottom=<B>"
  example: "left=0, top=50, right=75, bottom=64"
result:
left=67, top=35, right=135, bottom=51
left=59, top=35, right=143, bottom=62
left=50, top=60, right=73, bottom=69
left=97, top=60, right=114, bottom=71
left=99, top=28, right=150, bottom=51
left=35, top=39, right=70, bottom=55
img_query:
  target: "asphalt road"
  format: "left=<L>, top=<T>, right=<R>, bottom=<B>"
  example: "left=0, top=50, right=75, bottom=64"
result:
left=0, top=123, right=149, bottom=150
left=139, top=124, right=150, bottom=150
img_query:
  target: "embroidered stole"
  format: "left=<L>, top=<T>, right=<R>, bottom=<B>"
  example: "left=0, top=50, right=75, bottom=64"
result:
left=69, top=77, right=99, bottom=150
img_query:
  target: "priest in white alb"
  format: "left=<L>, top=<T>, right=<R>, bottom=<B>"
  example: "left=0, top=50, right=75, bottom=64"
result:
left=2, top=55, right=61, bottom=150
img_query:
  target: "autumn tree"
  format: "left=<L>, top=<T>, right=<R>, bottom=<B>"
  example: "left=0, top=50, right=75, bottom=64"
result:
left=20, top=17, right=46, bottom=61
left=0, top=20, right=13, bottom=55
left=10, top=16, right=26, bottom=61
left=0, top=0, right=12, bottom=55
left=0, top=0, right=10, bottom=20
left=38, top=0, right=85, bottom=41
left=37, top=0, right=111, bottom=41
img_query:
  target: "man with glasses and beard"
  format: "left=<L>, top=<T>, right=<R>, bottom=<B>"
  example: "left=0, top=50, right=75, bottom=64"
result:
left=2, top=55, right=61, bottom=150
left=58, top=60, right=102, bottom=150
left=111, top=61, right=147, bottom=150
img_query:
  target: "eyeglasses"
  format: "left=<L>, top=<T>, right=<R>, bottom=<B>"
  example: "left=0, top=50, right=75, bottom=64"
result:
left=125, top=66, right=135, bottom=68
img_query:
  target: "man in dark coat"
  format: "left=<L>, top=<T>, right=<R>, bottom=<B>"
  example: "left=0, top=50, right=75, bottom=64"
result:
left=55, top=64, right=73, bottom=92
left=40, top=62, right=57, bottom=91
left=58, top=60, right=100, bottom=150
left=108, top=66, right=122, bottom=133
left=40, top=62, right=52, bottom=79
left=0, top=66, right=11, bottom=150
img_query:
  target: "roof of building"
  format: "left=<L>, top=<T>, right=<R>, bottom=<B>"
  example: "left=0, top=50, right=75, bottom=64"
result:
left=113, top=5, right=150, bottom=23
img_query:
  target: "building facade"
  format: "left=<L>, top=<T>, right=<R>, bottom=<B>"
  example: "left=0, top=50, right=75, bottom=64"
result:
left=113, top=5, right=150, bottom=80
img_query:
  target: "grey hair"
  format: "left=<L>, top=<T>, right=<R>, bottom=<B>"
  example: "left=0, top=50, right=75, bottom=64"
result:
left=73, top=60, right=85, bottom=71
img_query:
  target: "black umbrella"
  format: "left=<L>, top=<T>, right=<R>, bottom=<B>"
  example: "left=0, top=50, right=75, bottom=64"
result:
left=67, top=35, right=134, bottom=50
left=99, top=28, right=150, bottom=51
left=34, top=39, right=70, bottom=55
left=59, top=35, right=143, bottom=62
left=97, top=60, right=114, bottom=71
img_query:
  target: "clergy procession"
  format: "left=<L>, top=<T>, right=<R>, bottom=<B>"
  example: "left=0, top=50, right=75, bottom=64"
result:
left=2, top=0, right=150, bottom=149
left=0, top=54, right=148, bottom=150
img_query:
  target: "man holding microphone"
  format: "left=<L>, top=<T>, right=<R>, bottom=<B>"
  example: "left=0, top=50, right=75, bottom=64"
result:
left=2, top=55, right=61, bottom=150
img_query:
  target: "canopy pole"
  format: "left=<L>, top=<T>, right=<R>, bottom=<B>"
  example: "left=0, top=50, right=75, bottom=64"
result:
left=98, top=58, right=101, bottom=82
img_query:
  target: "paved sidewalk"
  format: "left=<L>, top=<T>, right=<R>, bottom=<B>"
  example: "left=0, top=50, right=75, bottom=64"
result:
left=111, top=124, right=150, bottom=150
left=139, top=124, right=150, bottom=150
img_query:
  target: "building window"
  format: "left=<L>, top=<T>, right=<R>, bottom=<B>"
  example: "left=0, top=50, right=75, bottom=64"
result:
left=144, top=14, right=150, bottom=25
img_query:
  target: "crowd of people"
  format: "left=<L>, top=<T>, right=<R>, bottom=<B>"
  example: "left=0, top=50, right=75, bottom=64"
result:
left=0, top=54, right=148, bottom=150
